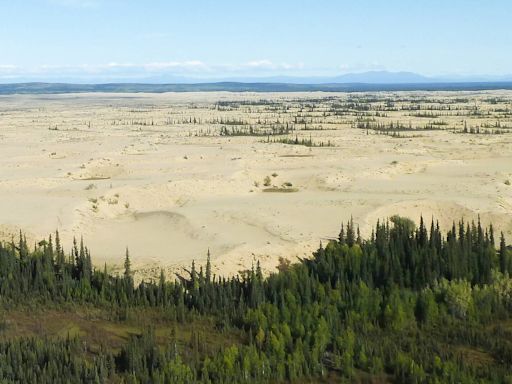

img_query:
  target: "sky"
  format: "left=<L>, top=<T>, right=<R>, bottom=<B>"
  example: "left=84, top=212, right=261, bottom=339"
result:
left=0, top=0, right=511, bottom=82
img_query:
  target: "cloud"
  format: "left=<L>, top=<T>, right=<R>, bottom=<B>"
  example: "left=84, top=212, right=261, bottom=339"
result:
left=0, top=65, right=20, bottom=79
left=143, top=61, right=210, bottom=72
left=245, top=60, right=274, bottom=69
left=0, top=60, right=316, bottom=82
left=244, top=60, right=304, bottom=70
left=0, top=65, right=18, bottom=72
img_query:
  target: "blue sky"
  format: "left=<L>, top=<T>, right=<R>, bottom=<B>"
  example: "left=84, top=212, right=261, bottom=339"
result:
left=1, top=0, right=511, bottom=82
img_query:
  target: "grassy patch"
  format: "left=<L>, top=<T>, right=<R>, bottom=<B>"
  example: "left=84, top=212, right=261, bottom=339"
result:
left=0, top=305, right=244, bottom=357
left=75, top=176, right=111, bottom=181
left=263, top=187, right=299, bottom=193
left=279, top=154, right=314, bottom=158
left=454, top=345, right=495, bottom=367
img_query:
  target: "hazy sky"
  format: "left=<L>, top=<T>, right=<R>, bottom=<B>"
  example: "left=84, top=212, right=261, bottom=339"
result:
left=1, top=0, right=511, bottom=81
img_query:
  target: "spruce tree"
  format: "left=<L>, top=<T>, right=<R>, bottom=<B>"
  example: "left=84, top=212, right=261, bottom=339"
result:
left=499, top=232, right=508, bottom=274
left=338, top=224, right=345, bottom=244
left=206, top=249, right=212, bottom=284
left=346, top=217, right=355, bottom=247
left=124, top=248, right=131, bottom=279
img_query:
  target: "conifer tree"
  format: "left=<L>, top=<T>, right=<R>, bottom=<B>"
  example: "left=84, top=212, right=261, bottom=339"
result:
left=338, top=223, right=345, bottom=244
left=499, top=232, right=508, bottom=274
left=346, top=217, right=355, bottom=247
left=124, top=248, right=131, bottom=279
left=206, top=249, right=212, bottom=284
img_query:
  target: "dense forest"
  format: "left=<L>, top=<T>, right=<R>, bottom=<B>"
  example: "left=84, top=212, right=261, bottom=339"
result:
left=0, top=215, right=511, bottom=383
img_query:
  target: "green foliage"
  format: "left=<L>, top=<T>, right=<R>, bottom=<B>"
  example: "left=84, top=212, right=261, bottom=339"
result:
left=0, top=216, right=511, bottom=382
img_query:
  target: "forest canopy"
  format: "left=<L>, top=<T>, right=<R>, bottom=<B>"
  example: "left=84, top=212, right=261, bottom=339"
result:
left=0, top=216, right=511, bottom=383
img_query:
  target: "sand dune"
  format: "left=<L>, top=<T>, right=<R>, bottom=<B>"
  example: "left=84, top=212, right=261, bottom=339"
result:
left=0, top=91, right=511, bottom=280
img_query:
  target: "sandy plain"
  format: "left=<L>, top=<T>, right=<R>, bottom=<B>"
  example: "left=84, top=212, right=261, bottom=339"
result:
left=0, top=91, right=511, bottom=280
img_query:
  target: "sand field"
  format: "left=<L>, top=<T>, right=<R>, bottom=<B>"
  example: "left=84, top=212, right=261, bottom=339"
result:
left=0, top=91, right=511, bottom=279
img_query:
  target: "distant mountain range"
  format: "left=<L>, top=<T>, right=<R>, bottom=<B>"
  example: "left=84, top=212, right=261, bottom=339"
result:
left=204, top=71, right=512, bottom=85
left=212, top=71, right=433, bottom=84
left=10, top=70, right=509, bottom=85
left=1, top=71, right=512, bottom=94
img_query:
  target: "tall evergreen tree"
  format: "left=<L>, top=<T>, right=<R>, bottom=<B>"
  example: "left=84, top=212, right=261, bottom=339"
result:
left=124, top=248, right=131, bottom=279
left=499, top=232, right=508, bottom=274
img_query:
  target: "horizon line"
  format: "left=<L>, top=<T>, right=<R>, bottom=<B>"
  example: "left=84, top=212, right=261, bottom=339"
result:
left=3, top=81, right=512, bottom=95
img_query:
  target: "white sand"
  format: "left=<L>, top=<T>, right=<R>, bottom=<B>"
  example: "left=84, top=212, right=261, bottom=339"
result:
left=0, top=91, right=511, bottom=279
